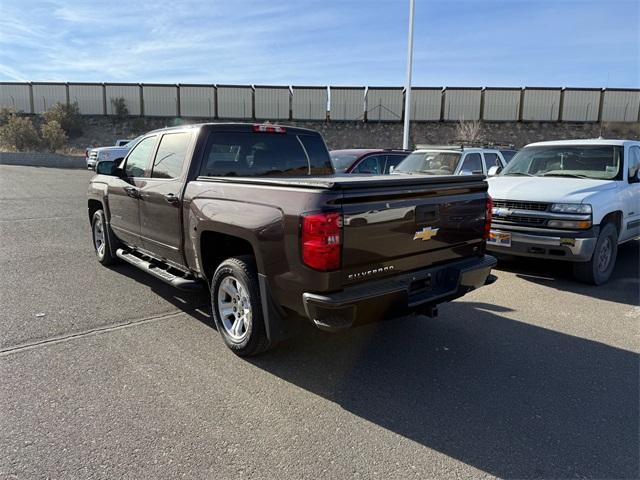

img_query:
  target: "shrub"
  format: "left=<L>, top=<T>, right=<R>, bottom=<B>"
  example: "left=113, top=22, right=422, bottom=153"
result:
left=41, top=120, right=68, bottom=152
left=42, top=102, right=83, bottom=137
left=455, top=119, right=482, bottom=143
left=0, top=115, right=40, bottom=151
left=111, top=97, right=129, bottom=119
left=0, top=106, right=17, bottom=126
left=131, top=117, right=147, bottom=133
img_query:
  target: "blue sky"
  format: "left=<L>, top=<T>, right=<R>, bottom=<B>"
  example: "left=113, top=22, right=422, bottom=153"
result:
left=0, top=0, right=638, bottom=87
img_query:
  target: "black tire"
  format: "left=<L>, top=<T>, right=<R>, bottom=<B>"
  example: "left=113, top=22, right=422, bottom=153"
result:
left=211, top=256, right=271, bottom=356
left=573, top=222, right=618, bottom=285
left=91, top=210, right=117, bottom=266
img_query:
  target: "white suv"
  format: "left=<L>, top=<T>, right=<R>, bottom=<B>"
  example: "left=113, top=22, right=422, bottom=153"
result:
left=393, top=145, right=508, bottom=176
left=487, top=139, right=640, bottom=284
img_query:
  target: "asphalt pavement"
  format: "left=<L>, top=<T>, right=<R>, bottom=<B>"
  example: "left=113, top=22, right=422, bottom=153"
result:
left=1, top=165, right=638, bottom=479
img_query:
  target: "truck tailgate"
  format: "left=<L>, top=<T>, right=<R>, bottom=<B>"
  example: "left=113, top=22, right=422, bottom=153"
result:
left=339, top=175, right=488, bottom=286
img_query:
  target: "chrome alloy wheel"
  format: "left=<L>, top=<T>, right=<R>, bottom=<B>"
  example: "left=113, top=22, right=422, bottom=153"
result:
left=217, top=276, right=252, bottom=341
left=597, top=237, right=613, bottom=273
left=93, top=217, right=106, bottom=258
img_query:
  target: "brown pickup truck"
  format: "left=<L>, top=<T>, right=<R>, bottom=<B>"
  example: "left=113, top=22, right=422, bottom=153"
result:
left=88, top=123, right=496, bottom=356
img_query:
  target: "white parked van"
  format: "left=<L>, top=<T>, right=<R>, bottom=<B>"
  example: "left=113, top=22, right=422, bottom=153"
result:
left=487, top=139, right=640, bottom=285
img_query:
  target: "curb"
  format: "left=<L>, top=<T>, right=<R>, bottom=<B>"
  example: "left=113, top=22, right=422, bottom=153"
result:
left=0, top=152, right=86, bottom=169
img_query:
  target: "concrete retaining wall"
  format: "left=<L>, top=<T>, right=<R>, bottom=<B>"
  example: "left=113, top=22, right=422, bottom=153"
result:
left=71, top=116, right=639, bottom=151
left=0, top=152, right=86, bottom=169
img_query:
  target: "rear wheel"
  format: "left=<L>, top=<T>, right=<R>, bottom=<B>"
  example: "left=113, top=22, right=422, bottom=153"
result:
left=573, top=222, right=618, bottom=285
left=92, top=210, right=117, bottom=266
left=211, top=256, right=271, bottom=356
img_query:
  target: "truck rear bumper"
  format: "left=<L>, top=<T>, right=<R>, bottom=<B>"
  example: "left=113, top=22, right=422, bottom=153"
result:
left=487, top=229, right=597, bottom=262
left=302, top=255, right=497, bottom=332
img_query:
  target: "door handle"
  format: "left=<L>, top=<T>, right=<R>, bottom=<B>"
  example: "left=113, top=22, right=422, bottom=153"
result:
left=164, top=193, right=180, bottom=204
left=125, top=186, right=140, bottom=198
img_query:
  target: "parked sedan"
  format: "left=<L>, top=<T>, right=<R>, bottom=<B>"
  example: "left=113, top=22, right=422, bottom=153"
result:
left=330, top=149, right=410, bottom=174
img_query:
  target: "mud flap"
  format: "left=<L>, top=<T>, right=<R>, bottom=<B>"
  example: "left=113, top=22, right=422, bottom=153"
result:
left=258, top=273, right=287, bottom=344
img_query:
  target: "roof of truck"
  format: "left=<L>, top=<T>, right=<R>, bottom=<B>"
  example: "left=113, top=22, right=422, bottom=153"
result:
left=146, top=122, right=320, bottom=135
left=525, top=138, right=637, bottom=147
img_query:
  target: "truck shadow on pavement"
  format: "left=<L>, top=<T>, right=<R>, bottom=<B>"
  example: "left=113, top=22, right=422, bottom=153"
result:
left=105, top=249, right=638, bottom=478
left=250, top=302, right=638, bottom=479
left=494, top=240, right=639, bottom=306
left=106, top=263, right=213, bottom=325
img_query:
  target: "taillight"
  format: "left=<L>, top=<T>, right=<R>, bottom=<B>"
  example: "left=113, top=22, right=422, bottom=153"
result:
left=301, top=212, right=342, bottom=271
left=253, top=124, right=286, bottom=134
left=484, top=196, right=493, bottom=240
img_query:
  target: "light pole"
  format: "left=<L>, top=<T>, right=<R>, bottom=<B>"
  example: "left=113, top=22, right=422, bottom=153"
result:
left=402, top=0, right=415, bottom=150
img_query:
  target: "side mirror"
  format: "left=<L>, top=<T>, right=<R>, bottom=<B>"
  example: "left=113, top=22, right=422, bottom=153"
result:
left=96, top=160, right=117, bottom=176
left=388, top=165, right=395, bottom=173
left=629, top=167, right=640, bottom=183
left=487, top=165, right=502, bottom=177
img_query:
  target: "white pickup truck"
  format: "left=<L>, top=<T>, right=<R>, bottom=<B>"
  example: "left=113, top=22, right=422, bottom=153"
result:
left=86, top=138, right=138, bottom=170
left=486, top=139, right=640, bottom=284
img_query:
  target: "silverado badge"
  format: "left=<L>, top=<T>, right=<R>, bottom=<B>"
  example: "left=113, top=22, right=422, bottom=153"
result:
left=413, top=226, right=439, bottom=241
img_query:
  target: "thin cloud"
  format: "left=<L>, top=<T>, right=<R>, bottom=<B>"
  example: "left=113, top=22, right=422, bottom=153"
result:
left=0, top=0, right=637, bottom=87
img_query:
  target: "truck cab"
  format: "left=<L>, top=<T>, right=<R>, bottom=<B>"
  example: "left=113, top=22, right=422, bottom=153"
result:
left=487, top=139, right=640, bottom=285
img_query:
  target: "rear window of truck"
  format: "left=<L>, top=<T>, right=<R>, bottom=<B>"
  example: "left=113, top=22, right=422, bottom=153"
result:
left=200, top=132, right=333, bottom=177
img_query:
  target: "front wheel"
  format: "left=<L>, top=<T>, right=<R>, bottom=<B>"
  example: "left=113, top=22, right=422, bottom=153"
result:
left=92, top=210, right=117, bottom=266
left=211, top=256, right=271, bottom=356
left=573, top=223, right=618, bottom=285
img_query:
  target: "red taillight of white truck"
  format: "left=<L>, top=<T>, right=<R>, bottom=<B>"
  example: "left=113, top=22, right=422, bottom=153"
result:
left=301, top=212, right=342, bottom=271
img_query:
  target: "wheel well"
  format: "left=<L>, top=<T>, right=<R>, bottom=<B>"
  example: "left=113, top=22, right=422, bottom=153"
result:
left=601, top=211, right=622, bottom=236
left=200, top=231, right=256, bottom=281
left=88, top=199, right=102, bottom=223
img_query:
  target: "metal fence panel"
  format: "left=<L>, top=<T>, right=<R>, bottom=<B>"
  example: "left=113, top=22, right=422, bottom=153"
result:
left=291, top=86, right=327, bottom=120
left=329, top=87, right=365, bottom=120
left=410, top=88, right=442, bottom=121
left=32, top=83, right=67, bottom=114
left=142, top=85, right=178, bottom=116
left=444, top=88, right=481, bottom=121
left=105, top=84, right=141, bottom=115
left=366, top=88, right=403, bottom=121
left=483, top=88, right=520, bottom=121
left=179, top=85, right=215, bottom=118
left=254, top=86, right=290, bottom=120
left=0, top=83, right=32, bottom=113
left=68, top=83, right=104, bottom=115
left=522, top=88, right=561, bottom=121
left=217, top=85, right=253, bottom=119
left=601, top=89, right=640, bottom=122
left=561, top=89, right=600, bottom=122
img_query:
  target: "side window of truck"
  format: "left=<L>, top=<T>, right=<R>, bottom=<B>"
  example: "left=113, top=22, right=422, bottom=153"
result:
left=459, top=153, right=483, bottom=174
left=483, top=152, right=502, bottom=170
left=151, top=132, right=192, bottom=179
left=124, top=135, right=157, bottom=178
left=629, top=146, right=640, bottom=182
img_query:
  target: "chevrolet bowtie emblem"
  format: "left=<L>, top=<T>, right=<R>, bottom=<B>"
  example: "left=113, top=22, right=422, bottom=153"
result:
left=413, top=227, right=439, bottom=241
